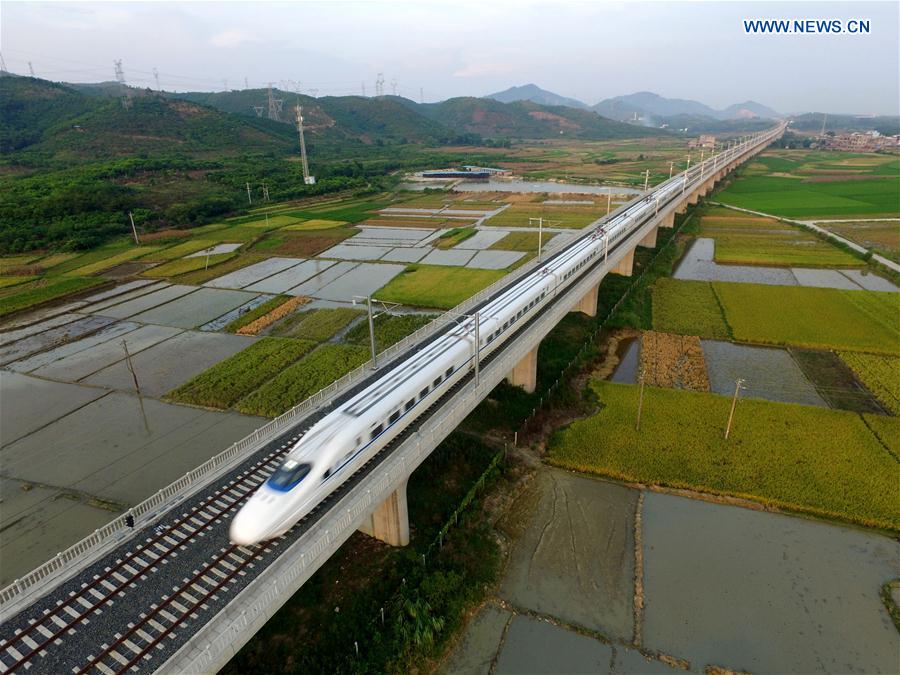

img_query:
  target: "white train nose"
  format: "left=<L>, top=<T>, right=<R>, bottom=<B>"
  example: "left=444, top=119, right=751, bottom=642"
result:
left=229, top=511, right=264, bottom=546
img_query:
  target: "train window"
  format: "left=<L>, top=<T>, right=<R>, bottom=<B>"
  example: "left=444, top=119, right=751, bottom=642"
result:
left=420, top=387, right=429, bottom=400
left=434, top=376, right=442, bottom=387
left=355, top=436, right=362, bottom=447
left=446, top=367, right=453, bottom=378
left=389, top=410, right=400, bottom=424
left=370, top=424, right=383, bottom=441
left=267, top=460, right=312, bottom=491
left=405, top=398, right=414, bottom=412
left=503, top=321, right=509, bottom=330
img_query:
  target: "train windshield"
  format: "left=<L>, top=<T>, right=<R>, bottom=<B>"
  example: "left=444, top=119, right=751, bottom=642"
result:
left=267, top=460, right=312, bottom=491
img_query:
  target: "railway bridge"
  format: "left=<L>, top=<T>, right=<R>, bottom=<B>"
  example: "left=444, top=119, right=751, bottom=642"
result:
left=0, top=124, right=784, bottom=674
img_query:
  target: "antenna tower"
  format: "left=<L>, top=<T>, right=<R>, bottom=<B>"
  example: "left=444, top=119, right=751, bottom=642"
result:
left=114, top=59, right=132, bottom=109
left=295, top=104, right=316, bottom=185
left=266, top=83, right=284, bottom=121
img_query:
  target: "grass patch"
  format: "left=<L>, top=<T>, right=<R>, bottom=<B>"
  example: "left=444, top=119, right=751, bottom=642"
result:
left=344, top=313, right=437, bottom=351
left=0, top=276, right=105, bottom=317
left=375, top=265, right=505, bottom=309
left=241, top=215, right=302, bottom=229
left=0, top=276, right=38, bottom=288
left=489, top=231, right=556, bottom=253
left=650, top=278, right=730, bottom=339
left=269, top=308, right=364, bottom=342
left=484, top=203, right=604, bottom=229
left=839, top=352, right=900, bottom=415
left=282, top=219, right=348, bottom=231
left=167, top=338, right=315, bottom=409
left=434, top=227, right=477, bottom=249
left=237, top=344, right=370, bottom=417
left=715, top=283, right=899, bottom=354
left=142, top=239, right=225, bottom=262
left=63, top=246, right=159, bottom=276
left=548, top=381, right=900, bottom=531
left=142, top=253, right=235, bottom=278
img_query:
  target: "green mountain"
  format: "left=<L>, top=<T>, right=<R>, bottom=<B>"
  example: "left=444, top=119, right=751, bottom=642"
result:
left=415, top=97, right=664, bottom=139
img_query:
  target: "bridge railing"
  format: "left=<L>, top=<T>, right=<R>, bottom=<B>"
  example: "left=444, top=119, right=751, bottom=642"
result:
left=0, top=127, right=780, bottom=613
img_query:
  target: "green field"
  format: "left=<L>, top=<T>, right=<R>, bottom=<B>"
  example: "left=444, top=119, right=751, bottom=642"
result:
left=839, top=352, right=900, bottom=415
left=64, top=246, right=160, bottom=276
left=717, top=150, right=900, bottom=219
left=483, top=203, right=604, bottom=229
left=548, top=381, right=900, bottom=531
left=269, top=308, right=364, bottom=342
left=650, top=278, right=731, bottom=338
left=716, top=283, right=899, bottom=354
left=0, top=276, right=37, bottom=289
left=281, top=219, right=348, bottom=231
left=237, top=344, right=370, bottom=417
left=375, top=265, right=505, bottom=309
left=344, top=313, right=437, bottom=352
left=0, top=276, right=106, bottom=317
left=172, top=253, right=267, bottom=285
left=434, top=227, right=476, bottom=249
left=698, top=207, right=861, bottom=267
left=141, top=239, right=225, bottom=262
left=489, top=231, right=556, bottom=253
left=167, top=338, right=315, bottom=409
left=652, top=279, right=899, bottom=353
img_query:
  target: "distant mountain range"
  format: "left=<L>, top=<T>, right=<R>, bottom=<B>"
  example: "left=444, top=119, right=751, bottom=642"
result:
left=486, top=84, right=590, bottom=110
left=483, top=84, right=782, bottom=125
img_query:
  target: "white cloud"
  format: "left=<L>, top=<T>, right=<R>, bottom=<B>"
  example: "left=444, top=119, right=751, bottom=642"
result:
left=209, top=29, right=258, bottom=48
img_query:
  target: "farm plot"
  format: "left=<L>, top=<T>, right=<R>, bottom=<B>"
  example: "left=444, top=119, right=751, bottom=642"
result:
left=702, top=341, right=826, bottom=407
left=0, top=276, right=106, bottom=318
left=82, top=330, right=256, bottom=397
left=167, top=337, right=315, bottom=409
left=483, top=203, right=603, bottom=229
left=237, top=344, right=370, bottom=417
left=268, top=308, right=363, bottom=342
left=375, top=265, right=505, bottom=309
left=650, top=279, right=731, bottom=339
left=548, top=380, right=900, bottom=531
left=91, top=284, right=197, bottom=319
left=128, top=287, right=259, bottom=328
left=0, top=314, right=116, bottom=366
left=822, top=221, right=900, bottom=261
left=308, top=263, right=405, bottom=303
left=141, top=253, right=236, bottom=278
left=205, top=257, right=304, bottom=289
left=344, top=313, right=437, bottom=352
left=838, top=352, right=900, bottom=415
left=697, top=208, right=861, bottom=267
left=28, top=324, right=183, bottom=382
left=467, top=250, right=525, bottom=270
left=243, top=259, right=335, bottom=294
left=714, top=283, right=900, bottom=354
left=639, top=331, right=709, bottom=391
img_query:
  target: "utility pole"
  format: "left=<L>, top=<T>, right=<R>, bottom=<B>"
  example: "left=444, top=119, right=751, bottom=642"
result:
left=244, top=77, right=249, bottom=90
left=724, top=378, right=745, bottom=439
left=246, top=182, right=253, bottom=204
left=474, top=312, right=481, bottom=386
left=28, top=61, right=35, bottom=77
left=295, top=104, right=314, bottom=184
left=669, top=161, right=674, bottom=179
left=128, top=211, right=140, bottom=244
left=643, top=169, right=650, bottom=191
left=699, top=149, right=705, bottom=180
left=262, top=183, right=270, bottom=202
left=635, top=369, right=646, bottom=431
left=123, top=340, right=149, bottom=434
left=375, top=72, right=384, bottom=97
left=152, top=67, right=160, bottom=91
left=367, top=297, right=377, bottom=368
left=606, top=190, right=612, bottom=215
left=529, top=217, right=545, bottom=262
left=266, top=83, right=283, bottom=120
left=390, top=79, right=397, bottom=96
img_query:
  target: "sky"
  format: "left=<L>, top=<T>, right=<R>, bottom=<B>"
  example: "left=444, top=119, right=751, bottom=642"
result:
left=2, top=0, right=898, bottom=115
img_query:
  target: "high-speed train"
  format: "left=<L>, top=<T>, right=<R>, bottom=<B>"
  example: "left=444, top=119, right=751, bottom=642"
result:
left=229, top=129, right=780, bottom=545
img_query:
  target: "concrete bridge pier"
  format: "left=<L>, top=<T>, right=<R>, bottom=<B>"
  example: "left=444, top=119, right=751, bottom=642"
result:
left=506, top=345, right=538, bottom=392
left=638, top=225, right=658, bottom=248
left=659, top=212, right=675, bottom=228
left=572, top=283, right=599, bottom=317
left=612, top=249, right=634, bottom=276
left=358, top=480, right=409, bottom=546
